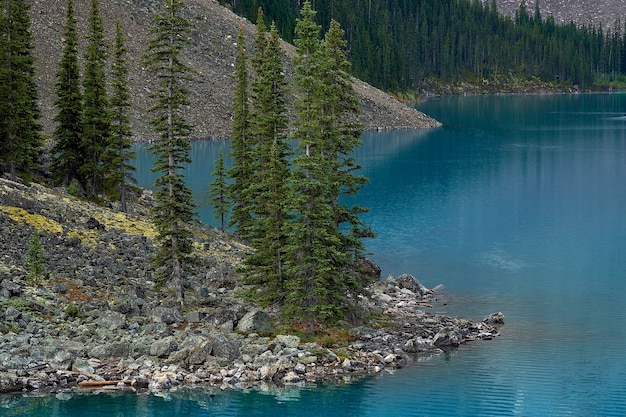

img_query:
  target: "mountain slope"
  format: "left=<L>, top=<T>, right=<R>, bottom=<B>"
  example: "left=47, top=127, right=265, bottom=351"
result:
left=29, top=0, right=439, bottom=142
left=494, top=0, right=625, bottom=29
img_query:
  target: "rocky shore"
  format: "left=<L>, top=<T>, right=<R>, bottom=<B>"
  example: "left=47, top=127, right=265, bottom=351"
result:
left=0, top=178, right=503, bottom=394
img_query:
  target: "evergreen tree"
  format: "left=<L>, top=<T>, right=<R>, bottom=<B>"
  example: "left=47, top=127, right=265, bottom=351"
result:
left=51, top=0, right=84, bottom=189
left=243, top=19, right=291, bottom=305
left=227, top=26, right=253, bottom=238
left=208, top=148, right=228, bottom=231
left=81, top=0, right=111, bottom=197
left=143, top=0, right=196, bottom=301
left=107, top=21, right=136, bottom=212
left=27, top=228, right=45, bottom=284
left=283, top=1, right=372, bottom=325
left=284, top=1, right=345, bottom=324
left=322, top=19, right=374, bottom=261
left=0, top=0, right=43, bottom=183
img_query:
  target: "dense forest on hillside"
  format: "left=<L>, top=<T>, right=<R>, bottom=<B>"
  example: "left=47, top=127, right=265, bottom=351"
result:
left=221, top=0, right=626, bottom=91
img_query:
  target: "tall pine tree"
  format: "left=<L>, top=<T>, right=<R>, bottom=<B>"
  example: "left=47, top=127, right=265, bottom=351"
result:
left=81, top=0, right=111, bottom=197
left=243, top=18, right=291, bottom=306
left=208, top=148, right=228, bottom=231
left=107, top=21, right=136, bottom=212
left=283, top=1, right=372, bottom=325
left=0, top=0, right=43, bottom=183
left=227, top=26, right=253, bottom=238
left=143, top=0, right=196, bottom=301
left=51, top=0, right=84, bottom=189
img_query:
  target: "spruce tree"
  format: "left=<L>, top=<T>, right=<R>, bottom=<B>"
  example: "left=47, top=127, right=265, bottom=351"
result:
left=27, top=229, right=45, bottom=284
left=283, top=1, right=372, bottom=325
left=107, top=21, right=136, bottom=212
left=227, top=26, right=253, bottom=238
left=208, top=148, right=228, bottom=231
left=243, top=20, right=291, bottom=305
left=51, top=0, right=84, bottom=189
left=322, top=20, right=374, bottom=261
left=0, top=0, right=43, bottom=183
left=143, top=0, right=196, bottom=301
left=81, top=0, right=111, bottom=197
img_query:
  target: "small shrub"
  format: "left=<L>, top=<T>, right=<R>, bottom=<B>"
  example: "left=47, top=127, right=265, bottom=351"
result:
left=64, top=303, right=80, bottom=319
left=4, top=298, right=32, bottom=312
left=27, top=229, right=46, bottom=284
left=67, top=179, right=80, bottom=196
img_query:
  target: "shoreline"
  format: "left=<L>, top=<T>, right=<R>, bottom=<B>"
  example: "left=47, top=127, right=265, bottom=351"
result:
left=0, top=179, right=502, bottom=396
left=0, top=273, right=503, bottom=395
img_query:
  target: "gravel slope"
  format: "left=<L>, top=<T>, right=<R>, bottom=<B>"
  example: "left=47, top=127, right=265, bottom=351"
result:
left=30, top=0, right=440, bottom=142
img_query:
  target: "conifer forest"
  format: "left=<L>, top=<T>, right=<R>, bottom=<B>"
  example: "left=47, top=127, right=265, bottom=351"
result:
left=223, top=0, right=626, bottom=91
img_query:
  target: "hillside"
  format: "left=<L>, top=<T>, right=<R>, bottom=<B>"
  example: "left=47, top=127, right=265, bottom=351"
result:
left=29, top=0, right=440, bottom=142
left=494, top=0, right=625, bottom=30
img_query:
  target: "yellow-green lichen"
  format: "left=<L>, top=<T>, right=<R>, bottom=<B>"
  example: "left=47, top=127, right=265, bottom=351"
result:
left=0, top=206, right=63, bottom=234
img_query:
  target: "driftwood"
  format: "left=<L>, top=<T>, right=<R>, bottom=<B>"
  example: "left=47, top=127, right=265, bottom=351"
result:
left=78, top=380, right=132, bottom=388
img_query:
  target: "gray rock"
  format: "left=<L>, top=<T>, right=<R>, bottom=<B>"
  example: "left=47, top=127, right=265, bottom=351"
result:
left=433, top=327, right=461, bottom=347
left=150, top=336, right=178, bottom=358
left=236, top=310, right=273, bottom=334
left=1, top=280, right=22, bottom=296
left=187, top=341, right=213, bottom=365
left=209, top=334, right=240, bottom=361
left=4, top=306, right=21, bottom=321
left=151, top=307, right=184, bottom=325
left=205, top=308, right=238, bottom=327
left=404, top=336, right=434, bottom=353
left=392, top=274, right=431, bottom=296
left=483, top=312, right=505, bottom=325
left=50, top=350, right=74, bottom=370
left=95, top=310, right=127, bottom=330
left=184, top=310, right=205, bottom=323
left=274, top=335, right=300, bottom=349
left=0, top=372, right=22, bottom=393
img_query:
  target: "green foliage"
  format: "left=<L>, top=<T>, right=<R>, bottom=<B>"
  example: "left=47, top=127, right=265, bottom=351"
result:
left=51, top=0, right=84, bottom=189
left=81, top=0, right=111, bottom=198
left=0, top=0, right=43, bottom=183
left=227, top=27, right=254, bottom=237
left=225, top=0, right=626, bottom=92
left=143, top=0, right=197, bottom=301
left=66, top=178, right=80, bottom=196
left=106, top=21, right=136, bottom=212
left=282, top=2, right=372, bottom=325
left=26, top=229, right=45, bottom=284
left=230, top=3, right=373, bottom=326
left=208, top=148, right=228, bottom=230
left=4, top=298, right=29, bottom=310
left=64, top=303, right=80, bottom=319
left=241, top=19, right=291, bottom=305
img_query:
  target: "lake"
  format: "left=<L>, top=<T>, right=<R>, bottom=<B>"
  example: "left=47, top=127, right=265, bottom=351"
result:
left=4, top=93, right=626, bottom=416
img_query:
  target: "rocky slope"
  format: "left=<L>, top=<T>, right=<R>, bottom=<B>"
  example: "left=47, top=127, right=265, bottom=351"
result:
left=494, top=0, right=626, bottom=30
left=30, top=0, right=440, bottom=142
left=0, top=177, right=503, bottom=393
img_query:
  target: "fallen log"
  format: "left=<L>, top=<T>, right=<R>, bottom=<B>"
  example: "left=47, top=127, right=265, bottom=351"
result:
left=78, top=380, right=132, bottom=388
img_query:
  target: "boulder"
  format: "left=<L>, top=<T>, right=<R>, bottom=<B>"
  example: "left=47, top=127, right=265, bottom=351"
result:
left=151, top=306, right=184, bottom=325
left=187, top=341, right=213, bottom=365
left=150, top=336, right=179, bottom=358
left=236, top=310, right=273, bottom=334
left=274, top=335, right=300, bottom=349
left=433, top=327, right=461, bottom=347
left=209, top=334, right=240, bottom=361
left=403, top=336, right=434, bottom=353
left=0, top=372, right=22, bottom=393
left=95, top=310, right=127, bottom=330
left=394, top=274, right=431, bottom=296
left=483, top=312, right=505, bottom=325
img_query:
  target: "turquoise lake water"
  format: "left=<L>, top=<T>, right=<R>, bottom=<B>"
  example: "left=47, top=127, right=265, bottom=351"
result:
left=4, top=93, right=626, bottom=416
